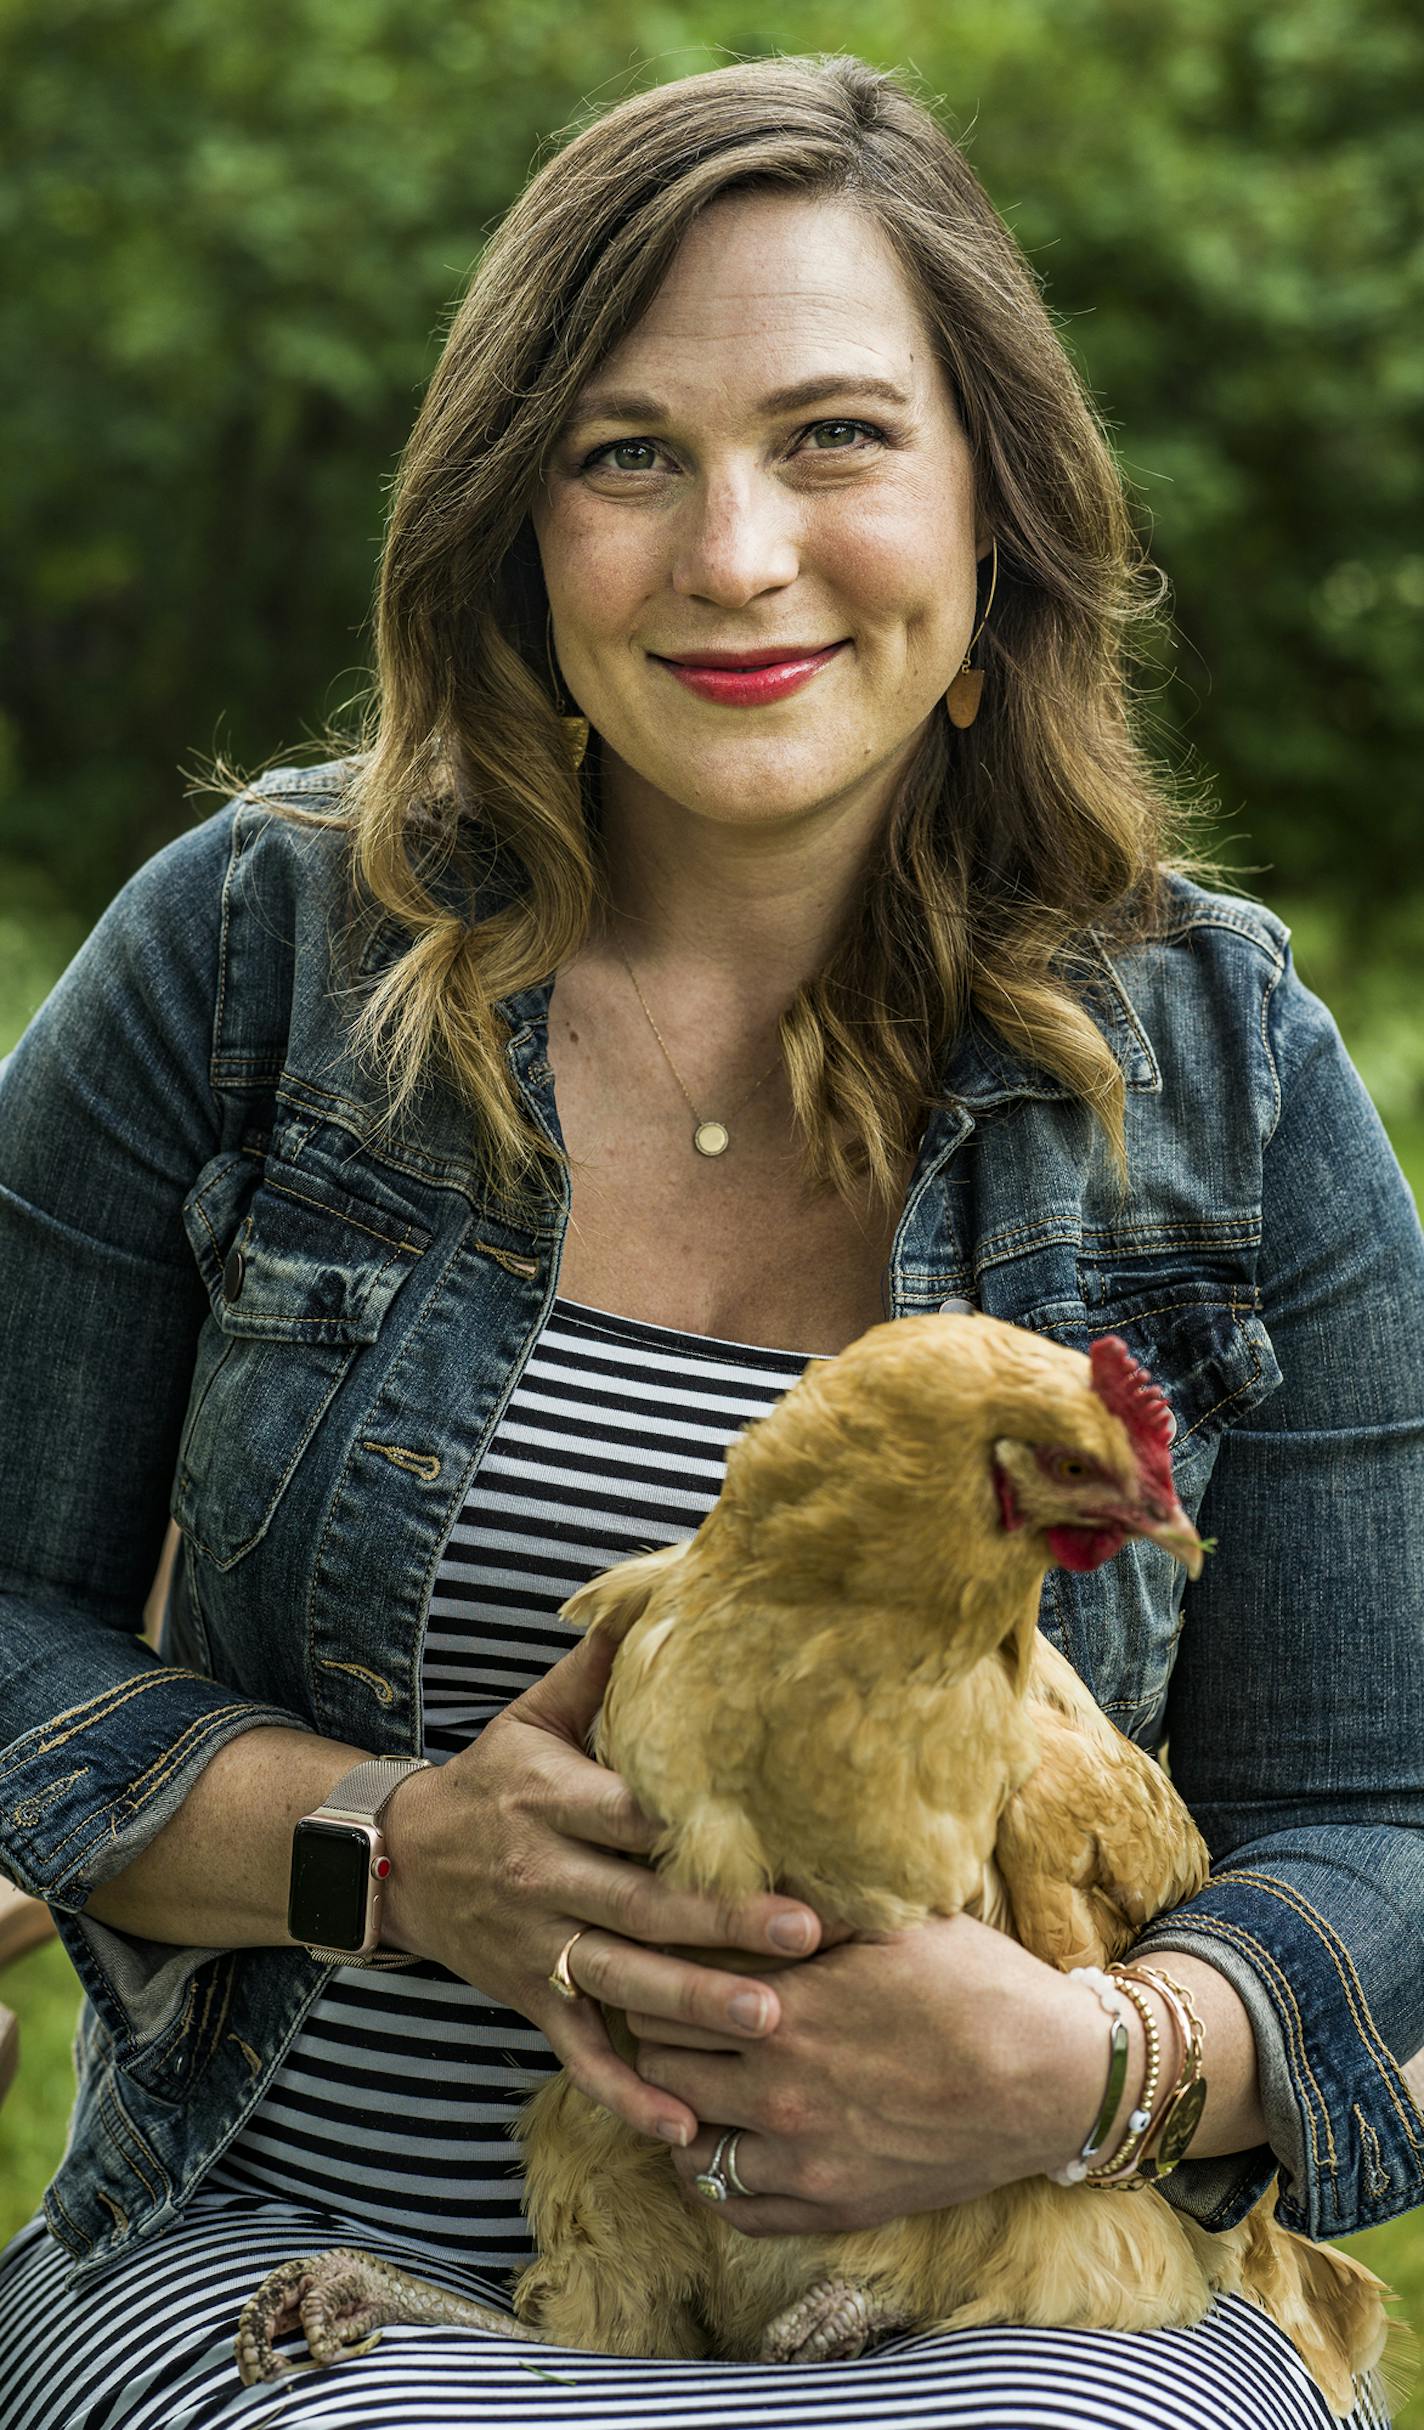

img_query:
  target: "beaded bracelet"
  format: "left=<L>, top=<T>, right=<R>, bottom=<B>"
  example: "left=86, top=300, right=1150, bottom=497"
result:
left=1047, top=1966, right=1132, bottom=2186
left=1114, top=1963, right=1208, bottom=2185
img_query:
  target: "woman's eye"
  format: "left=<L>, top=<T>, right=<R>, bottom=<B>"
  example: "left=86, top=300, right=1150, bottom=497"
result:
left=804, top=419, right=882, bottom=453
left=578, top=438, right=661, bottom=474
left=580, top=419, right=886, bottom=476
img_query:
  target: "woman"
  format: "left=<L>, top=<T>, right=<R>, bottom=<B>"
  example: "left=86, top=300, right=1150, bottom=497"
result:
left=0, top=50, right=1419, bottom=2430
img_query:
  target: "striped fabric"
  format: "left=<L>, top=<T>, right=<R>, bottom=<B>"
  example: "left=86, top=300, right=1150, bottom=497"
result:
left=0, top=1298, right=1391, bottom=2426
left=199, top=1295, right=828, bottom=2268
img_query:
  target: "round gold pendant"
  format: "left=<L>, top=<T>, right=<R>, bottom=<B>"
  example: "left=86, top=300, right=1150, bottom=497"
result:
left=694, top=1120, right=730, bottom=1157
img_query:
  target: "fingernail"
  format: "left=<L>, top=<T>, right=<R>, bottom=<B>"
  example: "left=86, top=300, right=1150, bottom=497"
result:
left=656, top=2117, right=690, bottom=2146
left=728, top=1992, right=769, bottom=2031
left=768, top=1912, right=815, bottom=1953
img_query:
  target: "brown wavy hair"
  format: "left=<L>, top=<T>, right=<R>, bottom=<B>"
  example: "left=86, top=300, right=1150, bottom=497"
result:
left=223, top=51, right=1231, bottom=1210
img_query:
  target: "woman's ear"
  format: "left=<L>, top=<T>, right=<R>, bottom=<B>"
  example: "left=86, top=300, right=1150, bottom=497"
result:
left=558, top=1540, right=687, bottom=1648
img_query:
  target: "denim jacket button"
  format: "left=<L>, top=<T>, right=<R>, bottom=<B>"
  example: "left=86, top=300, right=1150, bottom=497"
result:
left=938, top=1296, right=974, bottom=1315
left=222, top=1244, right=246, bottom=1304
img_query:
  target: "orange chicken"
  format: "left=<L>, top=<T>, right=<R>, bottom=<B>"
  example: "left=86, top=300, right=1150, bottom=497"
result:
left=236, top=1311, right=1390, bottom=2415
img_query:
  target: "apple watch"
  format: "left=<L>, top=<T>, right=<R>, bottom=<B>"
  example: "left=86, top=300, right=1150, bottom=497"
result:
left=288, top=1755, right=433, bottom=1964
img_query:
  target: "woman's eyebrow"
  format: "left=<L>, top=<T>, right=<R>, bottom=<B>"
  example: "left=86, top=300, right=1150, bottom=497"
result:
left=563, top=372, right=916, bottom=431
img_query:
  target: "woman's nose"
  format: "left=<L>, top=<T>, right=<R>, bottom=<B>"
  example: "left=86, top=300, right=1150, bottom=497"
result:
left=669, top=472, right=800, bottom=603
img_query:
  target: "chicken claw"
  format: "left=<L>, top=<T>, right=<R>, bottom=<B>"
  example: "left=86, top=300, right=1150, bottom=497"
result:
left=234, top=2245, right=540, bottom=2386
left=757, top=2277, right=907, bottom=2363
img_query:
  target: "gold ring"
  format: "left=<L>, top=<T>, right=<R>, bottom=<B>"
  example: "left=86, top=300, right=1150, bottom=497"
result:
left=548, top=1928, right=589, bottom=2002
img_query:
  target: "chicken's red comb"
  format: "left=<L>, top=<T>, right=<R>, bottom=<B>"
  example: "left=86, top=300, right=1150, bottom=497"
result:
left=1088, top=1334, right=1177, bottom=1500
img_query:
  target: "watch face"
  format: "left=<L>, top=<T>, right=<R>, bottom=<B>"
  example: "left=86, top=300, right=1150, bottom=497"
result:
left=289, top=1822, right=372, bottom=1949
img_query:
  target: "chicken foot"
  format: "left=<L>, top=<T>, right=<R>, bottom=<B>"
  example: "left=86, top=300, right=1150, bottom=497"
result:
left=757, top=2277, right=910, bottom=2363
left=234, top=2245, right=548, bottom=2386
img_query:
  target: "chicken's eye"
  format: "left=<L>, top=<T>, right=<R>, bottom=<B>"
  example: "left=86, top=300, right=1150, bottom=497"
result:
left=1042, top=1450, right=1096, bottom=1483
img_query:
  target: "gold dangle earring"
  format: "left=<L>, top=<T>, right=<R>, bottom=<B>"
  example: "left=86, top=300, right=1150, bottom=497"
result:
left=545, top=606, right=590, bottom=771
left=945, top=536, right=999, bottom=731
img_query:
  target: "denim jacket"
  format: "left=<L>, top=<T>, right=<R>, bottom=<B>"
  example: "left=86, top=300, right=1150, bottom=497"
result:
left=2, top=759, right=1422, bottom=2294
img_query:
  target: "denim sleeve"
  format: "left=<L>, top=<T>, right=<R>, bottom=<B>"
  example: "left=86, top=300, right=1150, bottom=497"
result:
left=0, top=810, right=316, bottom=2059
left=1128, top=940, right=1424, bottom=2238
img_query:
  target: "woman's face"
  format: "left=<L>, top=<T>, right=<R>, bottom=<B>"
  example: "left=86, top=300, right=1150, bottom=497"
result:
left=530, top=188, right=989, bottom=839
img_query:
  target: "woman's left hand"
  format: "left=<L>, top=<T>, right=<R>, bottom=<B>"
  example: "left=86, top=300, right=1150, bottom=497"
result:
left=629, top=1910, right=1106, bottom=2237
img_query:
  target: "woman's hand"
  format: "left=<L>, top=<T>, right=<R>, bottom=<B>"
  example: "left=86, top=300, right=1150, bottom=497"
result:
left=380, top=1625, right=823, bottom=2148
left=629, top=1910, right=1111, bottom=2236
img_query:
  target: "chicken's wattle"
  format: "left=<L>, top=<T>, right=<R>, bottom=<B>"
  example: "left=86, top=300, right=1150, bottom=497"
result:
left=1045, top=1519, right=1130, bottom=1572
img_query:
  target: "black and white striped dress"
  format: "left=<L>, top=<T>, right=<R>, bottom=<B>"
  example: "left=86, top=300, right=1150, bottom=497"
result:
left=0, top=1298, right=1391, bottom=2428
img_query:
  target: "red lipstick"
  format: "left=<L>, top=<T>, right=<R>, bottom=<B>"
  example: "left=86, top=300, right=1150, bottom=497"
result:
left=652, top=641, right=848, bottom=705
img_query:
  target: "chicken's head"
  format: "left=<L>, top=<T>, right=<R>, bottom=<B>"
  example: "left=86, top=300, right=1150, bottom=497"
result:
left=988, top=1329, right=1206, bottom=1580
left=722, top=1312, right=1207, bottom=1637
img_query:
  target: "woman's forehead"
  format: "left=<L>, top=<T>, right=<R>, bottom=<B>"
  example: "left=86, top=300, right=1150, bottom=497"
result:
left=566, top=194, right=942, bottom=431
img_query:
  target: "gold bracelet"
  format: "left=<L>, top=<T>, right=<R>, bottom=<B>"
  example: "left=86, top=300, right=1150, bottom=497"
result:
left=1116, top=1963, right=1208, bottom=2183
left=1083, top=1970, right=1164, bottom=2186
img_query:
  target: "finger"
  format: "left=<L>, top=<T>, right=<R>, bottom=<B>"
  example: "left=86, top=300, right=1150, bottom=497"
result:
left=549, top=1998, right=699, bottom=2148
left=515, top=1625, right=620, bottom=1736
left=634, top=2045, right=745, bottom=2121
left=626, top=2012, right=749, bottom=2051
left=547, top=1765, right=664, bottom=1859
left=678, top=2124, right=770, bottom=2198
left=556, top=1844, right=820, bottom=1965
left=568, top=1932, right=781, bottom=2041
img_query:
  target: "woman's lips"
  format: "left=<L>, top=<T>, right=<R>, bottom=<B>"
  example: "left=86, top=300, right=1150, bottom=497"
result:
left=652, top=641, right=848, bottom=705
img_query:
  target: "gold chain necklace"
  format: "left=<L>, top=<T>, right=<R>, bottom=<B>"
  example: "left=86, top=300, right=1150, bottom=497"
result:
left=617, top=949, right=782, bottom=1158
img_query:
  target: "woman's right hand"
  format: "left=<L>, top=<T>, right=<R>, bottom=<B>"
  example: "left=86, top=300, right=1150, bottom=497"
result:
left=379, top=1625, right=824, bottom=2146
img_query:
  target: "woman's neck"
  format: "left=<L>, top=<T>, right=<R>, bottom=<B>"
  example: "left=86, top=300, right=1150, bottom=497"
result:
left=592, top=756, right=890, bottom=1004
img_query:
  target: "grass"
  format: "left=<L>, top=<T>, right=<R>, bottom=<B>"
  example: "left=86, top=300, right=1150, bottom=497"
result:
left=1, top=894, right=1422, bottom=2416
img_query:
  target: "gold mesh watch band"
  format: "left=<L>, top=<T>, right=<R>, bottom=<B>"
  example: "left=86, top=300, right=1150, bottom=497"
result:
left=299, top=1756, right=432, bottom=1967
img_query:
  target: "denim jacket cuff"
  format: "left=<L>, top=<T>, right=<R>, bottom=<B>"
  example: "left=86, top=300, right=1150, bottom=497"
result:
left=0, top=1671, right=312, bottom=2059
left=1129, top=1870, right=1424, bottom=2239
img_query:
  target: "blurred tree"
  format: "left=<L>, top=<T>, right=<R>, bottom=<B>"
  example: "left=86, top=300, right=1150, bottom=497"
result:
left=1, top=0, right=1420, bottom=917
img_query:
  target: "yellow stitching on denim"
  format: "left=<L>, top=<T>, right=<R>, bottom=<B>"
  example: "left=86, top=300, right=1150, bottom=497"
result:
left=1144, top=1913, right=1334, bottom=2175
left=473, top=1238, right=539, bottom=1279
left=0, top=1672, right=218, bottom=1776
left=196, top=1962, right=219, bottom=2056
left=94, top=2189, right=129, bottom=2233
left=361, top=1439, right=442, bottom=1482
left=228, top=2034, right=263, bottom=2077
left=98, top=2082, right=162, bottom=2201
left=217, top=1279, right=397, bottom=1326
left=46, top=2183, right=92, bottom=2252
left=190, top=1193, right=223, bottom=1266
left=317, top=1658, right=396, bottom=1706
left=115, top=1708, right=287, bottom=1819
left=1259, top=949, right=1284, bottom=1144
left=1080, top=1217, right=1259, bottom=1245
left=1228, top=1869, right=1424, bottom=2162
left=1354, top=2105, right=1390, bottom=2196
left=9, top=1769, right=88, bottom=1828
left=108, top=2072, right=172, bottom=2194
left=202, top=1960, right=234, bottom=2064
left=1182, top=1342, right=1263, bottom=1440
left=33, top=1710, right=288, bottom=1869
left=263, top=1174, right=427, bottom=1255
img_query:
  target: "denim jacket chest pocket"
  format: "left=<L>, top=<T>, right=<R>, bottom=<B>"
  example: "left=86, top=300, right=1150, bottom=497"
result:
left=979, top=1239, right=1283, bottom=1742
left=173, top=1146, right=431, bottom=1570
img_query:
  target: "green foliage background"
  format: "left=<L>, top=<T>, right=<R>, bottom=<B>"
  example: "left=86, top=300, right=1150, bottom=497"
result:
left=1, top=0, right=1422, bottom=2413
left=3, top=0, right=1423, bottom=1128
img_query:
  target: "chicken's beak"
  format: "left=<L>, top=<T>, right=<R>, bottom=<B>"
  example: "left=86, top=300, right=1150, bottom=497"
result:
left=1100, top=1492, right=1207, bottom=1579
left=1137, top=1506, right=1207, bottom=1579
